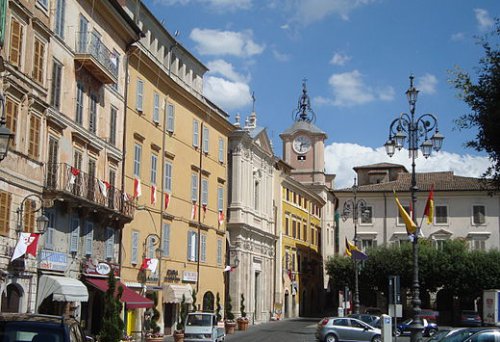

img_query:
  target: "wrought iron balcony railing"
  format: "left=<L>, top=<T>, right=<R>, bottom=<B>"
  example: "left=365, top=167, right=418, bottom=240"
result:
left=75, top=31, right=118, bottom=83
left=45, top=163, right=134, bottom=218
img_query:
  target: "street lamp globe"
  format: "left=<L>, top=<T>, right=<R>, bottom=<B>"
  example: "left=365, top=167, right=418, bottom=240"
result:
left=0, top=124, right=13, bottom=161
left=36, top=214, right=49, bottom=234
left=431, top=130, right=444, bottom=152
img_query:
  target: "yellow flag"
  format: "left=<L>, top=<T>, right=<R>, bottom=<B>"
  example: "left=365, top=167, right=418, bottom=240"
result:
left=393, top=191, right=417, bottom=234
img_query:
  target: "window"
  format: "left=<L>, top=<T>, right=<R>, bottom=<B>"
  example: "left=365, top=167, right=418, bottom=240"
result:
left=202, top=126, right=209, bottom=153
left=166, top=103, right=175, bottom=132
left=150, top=154, right=157, bottom=184
left=0, top=191, right=12, bottom=235
left=28, top=114, right=41, bottom=159
left=75, top=82, right=84, bottom=125
left=218, top=138, right=224, bottom=163
left=470, top=238, right=486, bottom=251
left=50, top=60, right=63, bottom=109
left=37, top=0, right=48, bottom=9
left=111, top=49, right=119, bottom=90
left=133, top=144, right=142, bottom=177
left=5, top=98, right=18, bottom=147
left=54, top=0, right=65, bottom=38
left=303, top=222, right=307, bottom=241
left=361, top=239, right=376, bottom=251
left=131, top=230, right=139, bottom=264
left=435, top=205, right=448, bottom=224
left=254, top=180, right=259, bottom=210
left=397, top=204, right=411, bottom=225
left=153, top=92, right=160, bottom=123
left=84, top=222, right=93, bottom=256
left=78, top=15, right=88, bottom=53
left=47, top=138, right=60, bottom=189
left=89, top=93, right=98, bottom=133
left=217, top=239, right=222, bottom=265
left=433, top=239, right=446, bottom=250
left=45, top=211, right=55, bottom=250
left=33, top=38, right=45, bottom=84
left=162, top=223, right=170, bottom=257
left=217, top=187, right=224, bottom=211
left=361, top=206, right=373, bottom=224
left=164, top=161, right=172, bottom=192
left=105, top=227, right=114, bottom=260
left=201, top=234, right=207, bottom=262
left=473, top=205, right=486, bottom=225
left=146, top=235, right=155, bottom=259
left=297, top=222, right=301, bottom=240
left=69, top=216, right=80, bottom=253
left=87, top=159, right=96, bottom=199
left=191, top=173, right=198, bottom=201
left=201, top=178, right=208, bottom=205
left=187, top=231, right=198, bottom=261
left=285, top=216, right=289, bottom=236
left=192, top=119, right=199, bottom=147
left=136, top=79, right=144, bottom=111
left=9, top=17, right=23, bottom=67
left=292, top=220, right=296, bottom=238
left=109, top=106, right=117, bottom=145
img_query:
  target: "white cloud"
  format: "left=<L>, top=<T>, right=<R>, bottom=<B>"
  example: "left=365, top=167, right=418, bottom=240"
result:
left=330, top=52, right=351, bottom=66
left=272, top=48, right=291, bottom=62
left=416, top=73, right=438, bottom=95
left=206, top=59, right=250, bottom=83
left=474, top=8, right=494, bottom=31
left=203, top=76, right=252, bottom=111
left=451, top=32, right=465, bottom=42
left=288, top=0, right=375, bottom=26
left=190, top=28, right=265, bottom=57
left=325, top=142, right=492, bottom=189
left=318, top=70, right=394, bottom=107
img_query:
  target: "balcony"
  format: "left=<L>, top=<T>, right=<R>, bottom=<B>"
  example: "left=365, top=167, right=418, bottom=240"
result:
left=74, top=32, right=118, bottom=84
left=44, top=163, right=134, bottom=221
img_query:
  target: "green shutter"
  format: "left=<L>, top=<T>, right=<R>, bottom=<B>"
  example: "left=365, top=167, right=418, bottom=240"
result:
left=0, top=0, right=7, bottom=46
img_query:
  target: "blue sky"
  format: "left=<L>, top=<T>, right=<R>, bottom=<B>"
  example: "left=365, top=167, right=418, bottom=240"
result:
left=145, top=0, right=498, bottom=188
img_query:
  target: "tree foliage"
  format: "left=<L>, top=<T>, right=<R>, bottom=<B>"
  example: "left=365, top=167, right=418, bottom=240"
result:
left=451, top=18, right=500, bottom=188
left=99, top=272, right=124, bottom=342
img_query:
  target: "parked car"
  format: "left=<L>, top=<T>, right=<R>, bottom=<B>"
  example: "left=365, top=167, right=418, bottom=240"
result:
left=348, top=314, right=380, bottom=327
left=184, top=312, right=225, bottom=342
left=316, top=317, right=382, bottom=342
left=426, top=328, right=452, bottom=342
left=396, top=318, right=438, bottom=337
left=365, top=308, right=384, bottom=316
left=439, top=327, right=500, bottom=342
left=0, top=313, right=93, bottom=342
left=420, top=309, right=439, bottom=322
left=457, top=310, right=482, bottom=327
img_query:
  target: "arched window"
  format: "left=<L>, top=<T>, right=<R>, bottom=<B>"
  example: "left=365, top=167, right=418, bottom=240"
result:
left=1, top=283, right=22, bottom=312
left=202, top=291, right=215, bottom=312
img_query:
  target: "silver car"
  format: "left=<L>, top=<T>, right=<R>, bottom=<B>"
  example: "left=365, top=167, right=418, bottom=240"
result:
left=316, top=317, right=382, bottom=342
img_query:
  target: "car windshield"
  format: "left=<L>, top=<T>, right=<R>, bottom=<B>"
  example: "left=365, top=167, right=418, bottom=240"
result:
left=0, top=322, right=64, bottom=342
left=441, top=329, right=480, bottom=342
left=187, top=314, right=212, bottom=327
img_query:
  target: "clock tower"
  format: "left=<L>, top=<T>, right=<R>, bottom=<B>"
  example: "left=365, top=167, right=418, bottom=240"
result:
left=280, top=81, right=327, bottom=185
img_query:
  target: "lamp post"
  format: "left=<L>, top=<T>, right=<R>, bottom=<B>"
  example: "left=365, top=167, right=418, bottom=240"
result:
left=384, top=75, right=444, bottom=342
left=0, top=93, right=14, bottom=161
left=16, top=194, right=49, bottom=234
left=341, top=178, right=367, bottom=315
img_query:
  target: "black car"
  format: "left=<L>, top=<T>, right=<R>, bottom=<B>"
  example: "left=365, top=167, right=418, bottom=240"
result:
left=0, top=313, right=93, bottom=342
left=457, top=310, right=482, bottom=327
left=348, top=314, right=380, bottom=327
left=439, top=327, right=500, bottom=342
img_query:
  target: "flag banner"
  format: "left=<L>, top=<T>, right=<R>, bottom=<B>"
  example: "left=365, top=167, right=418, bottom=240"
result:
left=424, top=185, right=435, bottom=225
left=164, top=193, right=170, bottom=210
left=68, top=167, right=80, bottom=189
left=11, top=233, right=40, bottom=261
left=140, top=258, right=158, bottom=273
left=345, top=238, right=352, bottom=257
left=345, top=238, right=368, bottom=260
left=151, top=185, right=157, bottom=205
left=134, top=178, right=142, bottom=198
left=223, top=265, right=232, bottom=272
left=97, top=179, right=108, bottom=198
left=218, top=210, right=225, bottom=226
left=191, top=203, right=198, bottom=220
left=123, top=192, right=130, bottom=202
left=393, top=190, right=417, bottom=234
left=202, top=204, right=207, bottom=220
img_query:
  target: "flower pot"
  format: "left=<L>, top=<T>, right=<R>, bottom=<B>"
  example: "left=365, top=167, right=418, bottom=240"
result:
left=173, top=331, right=184, bottom=342
left=224, top=321, right=236, bottom=334
left=237, top=319, right=249, bottom=331
left=146, top=337, right=164, bottom=342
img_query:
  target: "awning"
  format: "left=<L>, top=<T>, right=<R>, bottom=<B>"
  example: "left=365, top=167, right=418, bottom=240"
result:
left=36, top=275, right=89, bottom=310
left=163, top=284, right=193, bottom=304
left=86, top=278, right=154, bottom=309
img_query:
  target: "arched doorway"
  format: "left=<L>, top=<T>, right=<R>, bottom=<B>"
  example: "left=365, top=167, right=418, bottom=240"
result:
left=1, top=283, right=22, bottom=313
left=202, top=291, right=214, bottom=312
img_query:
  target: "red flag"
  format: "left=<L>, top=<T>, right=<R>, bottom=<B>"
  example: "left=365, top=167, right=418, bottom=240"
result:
left=191, top=202, right=198, bottom=220
left=11, top=233, right=40, bottom=261
left=202, top=204, right=207, bottom=220
left=69, top=167, right=80, bottom=185
left=134, top=178, right=142, bottom=198
left=424, top=185, right=435, bottom=224
left=151, top=185, right=157, bottom=205
left=140, top=258, right=158, bottom=273
left=218, top=210, right=225, bottom=226
left=164, top=193, right=170, bottom=209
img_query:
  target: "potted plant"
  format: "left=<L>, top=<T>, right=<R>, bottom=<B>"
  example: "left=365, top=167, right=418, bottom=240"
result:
left=237, top=293, right=249, bottom=331
left=173, top=294, right=187, bottom=342
left=224, top=293, right=236, bottom=334
left=191, top=289, right=197, bottom=312
left=145, top=292, right=163, bottom=341
left=216, top=292, right=222, bottom=322
left=99, top=272, right=125, bottom=342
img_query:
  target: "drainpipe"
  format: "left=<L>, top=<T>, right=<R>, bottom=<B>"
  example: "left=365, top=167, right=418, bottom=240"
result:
left=196, top=122, right=204, bottom=296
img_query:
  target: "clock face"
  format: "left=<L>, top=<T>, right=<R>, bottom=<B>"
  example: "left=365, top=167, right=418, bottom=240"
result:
left=293, top=135, right=312, bottom=154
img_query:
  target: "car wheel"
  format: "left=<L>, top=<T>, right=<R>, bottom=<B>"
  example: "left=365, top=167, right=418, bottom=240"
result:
left=395, top=329, right=402, bottom=337
left=427, top=328, right=437, bottom=337
left=325, top=334, right=337, bottom=342
left=372, top=335, right=382, bottom=342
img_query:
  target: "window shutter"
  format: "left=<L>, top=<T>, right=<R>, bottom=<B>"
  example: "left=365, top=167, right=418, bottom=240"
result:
left=187, top=231, right=192, bottom=260
left=44, top=211, right=55, bottom=249
left=105, top=227, right=114, bottom=260
left=69, top=217, right=80, bottom=253
left=162, top=223, right=170, bottom=257
left=203, top=127, right=209, bottom=153
left=192, top=120, right=199, bottom=147
left=201, top=179, right=208, bottom=205
left=84, top=222, right=93, bottom=256
left=0, top=192, right=11, bottom=235
left=131, top=231, right=138, bottom=264
left=9, top=19, right=22, bottom=66
left=201, top=234, right=206, bottom=262
left=28, top=115, right=41, bottom=158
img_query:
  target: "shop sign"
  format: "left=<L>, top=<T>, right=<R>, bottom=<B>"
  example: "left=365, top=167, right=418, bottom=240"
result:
left=96, top=263, right=111, bottom=275
left=38, top=250, right=67, bottom=272
left=82, top=259, right=120, bottom=276
left=183, top=271, right=198, bottom=283
left=164, top=269, right=181, bottom=283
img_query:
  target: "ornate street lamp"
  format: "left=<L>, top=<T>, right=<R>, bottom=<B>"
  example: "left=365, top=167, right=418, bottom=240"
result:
left=342, top=178, right=368, bottom=315
left=16, top=194, right=49, bottom=234
left=0, top=93, right=14, bottom=161
left=384, top=75, right=444, bottom=342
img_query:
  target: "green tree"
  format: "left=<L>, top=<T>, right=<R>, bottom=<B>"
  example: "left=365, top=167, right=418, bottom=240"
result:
left=98, top=272, right=124, bottom=342
left=146, top=292, right=160, bottom=333
left=191, top=289, right=197, bottom=312
left=240, top=294, right=247, bottom=318
left=176, top=294, right=188, bottom=332
left=216, top=292, right=222, bottom=321
left=225, top=293, right=234, bottom=321
left=451, top=18, right=500, bottom=189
